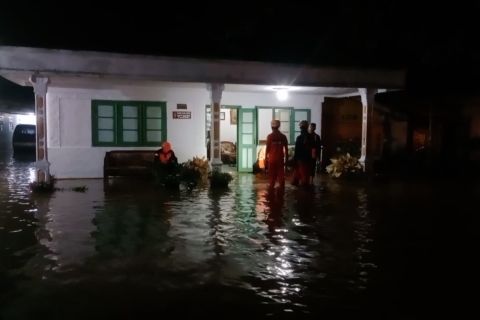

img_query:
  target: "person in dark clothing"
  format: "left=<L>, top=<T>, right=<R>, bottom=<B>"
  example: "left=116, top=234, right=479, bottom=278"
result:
left=292, top=120, right=315, bottom=187
left=308, top=122, right=322, bottom=184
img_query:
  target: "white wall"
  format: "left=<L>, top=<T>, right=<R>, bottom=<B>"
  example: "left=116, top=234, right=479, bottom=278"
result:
left=47, top=85, right=210, bottom=178
left=47, top=84, right=325, bottom=178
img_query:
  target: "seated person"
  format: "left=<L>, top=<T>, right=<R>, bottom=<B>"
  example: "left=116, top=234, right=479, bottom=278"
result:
left=154, top=141, right=178, bottom=174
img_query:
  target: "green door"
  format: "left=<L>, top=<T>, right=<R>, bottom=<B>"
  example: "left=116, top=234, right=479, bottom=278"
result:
left=237, top=108, right=257, bottom=172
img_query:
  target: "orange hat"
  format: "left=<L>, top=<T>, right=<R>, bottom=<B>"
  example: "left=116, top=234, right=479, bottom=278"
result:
left=162, top=141, right=172, bottom=152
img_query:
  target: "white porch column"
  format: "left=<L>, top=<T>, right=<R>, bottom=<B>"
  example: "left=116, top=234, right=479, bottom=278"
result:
left=208, top=83, right=224, bottom=172
left=358, top=88, right=377, bottom=173
left=30, top=75, right=50, bottom=183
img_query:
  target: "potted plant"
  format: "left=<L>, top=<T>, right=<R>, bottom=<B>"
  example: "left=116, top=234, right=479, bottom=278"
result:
left=326, top=153, right=364, bottom=178
left=179, top=156, right=210, bottom=188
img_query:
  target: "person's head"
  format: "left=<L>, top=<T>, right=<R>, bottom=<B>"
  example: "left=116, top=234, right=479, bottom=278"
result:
left=271, top=119, right=280, bottom=130
left=308, top=123, right=316, bottom=133
left=162, top=141, right=172, bottom=152
left=299, top=120, right=309, bottom=132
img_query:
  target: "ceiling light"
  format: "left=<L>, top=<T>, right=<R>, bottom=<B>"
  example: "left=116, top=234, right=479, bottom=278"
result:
left=275, top=88, right=289, bottom=101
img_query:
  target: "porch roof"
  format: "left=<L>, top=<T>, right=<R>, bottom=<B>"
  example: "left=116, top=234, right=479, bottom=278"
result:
left=0, top=46, right=405, bottom=89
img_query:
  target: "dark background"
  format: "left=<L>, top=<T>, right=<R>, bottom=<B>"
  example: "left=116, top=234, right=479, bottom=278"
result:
left=1, top=1, right=480, bottom=94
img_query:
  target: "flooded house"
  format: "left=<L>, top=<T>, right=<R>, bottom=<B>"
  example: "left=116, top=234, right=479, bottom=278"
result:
left=0, top=46, right=407, bottom=181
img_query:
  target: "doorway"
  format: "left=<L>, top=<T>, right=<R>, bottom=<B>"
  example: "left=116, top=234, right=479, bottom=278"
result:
left=321, top=96, right=363, bottom=168
left=205, top=105, right=240, bottom=169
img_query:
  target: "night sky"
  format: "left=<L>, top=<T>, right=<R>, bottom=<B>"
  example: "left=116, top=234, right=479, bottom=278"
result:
left=1, top=2, right=480, bottom=91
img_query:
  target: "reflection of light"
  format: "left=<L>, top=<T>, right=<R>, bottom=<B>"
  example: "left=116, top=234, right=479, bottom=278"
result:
left=29, top=168, right=36, bottom=183
left=16, top=113, right=36, bottom=125
left=291, top=218, right=302, bottom=226
left=274, top=247, right=293, bottom=277
left=274, top=262, right=292, bottom=277
left=354, top=188, right=376, bottom=291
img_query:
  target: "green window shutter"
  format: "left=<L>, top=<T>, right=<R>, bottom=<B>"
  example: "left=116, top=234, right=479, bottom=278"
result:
left=143, top=102, right=166, bottom=146
left=118, top=103, right=141, bottom=145
left=92, top=100, right=116, bottom=146
left=92, top=100, right=167, bottom=147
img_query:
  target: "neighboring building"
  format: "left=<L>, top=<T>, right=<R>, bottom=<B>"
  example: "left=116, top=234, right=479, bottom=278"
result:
left=375, top=91, right=480, bottom=176
left=0, top=46, right=405, bottom=179
left=0, top=78, right=35, bottom=150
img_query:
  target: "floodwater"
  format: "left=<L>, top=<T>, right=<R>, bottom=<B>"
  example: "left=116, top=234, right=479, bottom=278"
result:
left=0, top=148, right=476, bottom=319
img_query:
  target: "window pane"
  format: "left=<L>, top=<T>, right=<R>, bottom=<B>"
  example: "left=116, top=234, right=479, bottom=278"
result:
left=295, top=111, right=308, bottom=121
left=123, top=131, right=138, bottom=142
left=146, top=106, right=162, bottom=118
left=98, top=105, right=113, bottom=117
left=146, top=119, right=162, bottom=130
left=281, top=121, right=289, bottom=139
left=243, top=123, right=253, bottom=134
left=98, top=130, right=114, bottom=142
left=242, top=134, right=253, bottom=145
left=242, top=147, right=252, bottom=168
left=242, top=112, right=253, bottom=122
left=123, top=119, right=138, bottom=130
left=93, top=101, right=167, bottom=146
left=280, top=112, right=290, bottom=121
left=122, top=106, right=138, bottom=117
left=257, top=108, right=272, bottom=143
left=146, top=130, right=162, bottom=142
left=98, top=118, right=113, bottom=129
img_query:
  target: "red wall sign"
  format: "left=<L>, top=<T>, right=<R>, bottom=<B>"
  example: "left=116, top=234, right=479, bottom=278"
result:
left=173, top=111, right=191, bottom=119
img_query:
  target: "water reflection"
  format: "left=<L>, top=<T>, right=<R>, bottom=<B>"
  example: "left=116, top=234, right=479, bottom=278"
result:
left=352, top=188, right=376, bottom=292
left=0, top=150, right=390, bottom=318
left=0, top=149, right=37, bottom=274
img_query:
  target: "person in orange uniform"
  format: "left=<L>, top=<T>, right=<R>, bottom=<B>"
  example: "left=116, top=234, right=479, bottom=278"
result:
left=266, top=119, right=289, bottom=190
left=154, top=141, right=178, bottom=173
